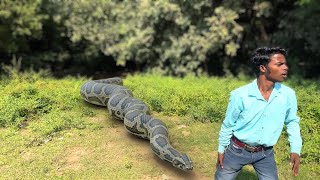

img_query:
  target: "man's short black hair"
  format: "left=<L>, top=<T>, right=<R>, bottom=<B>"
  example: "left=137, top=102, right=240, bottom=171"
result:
left=251, top=47, right=287, bottom=77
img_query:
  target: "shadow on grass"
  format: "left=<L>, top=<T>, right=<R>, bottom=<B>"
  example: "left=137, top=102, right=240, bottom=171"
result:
left=236, top=169, right=258, bottom=180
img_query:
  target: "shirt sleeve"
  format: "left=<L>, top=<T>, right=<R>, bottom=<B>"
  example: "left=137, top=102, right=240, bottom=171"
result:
left=218, top=91, right=241, bottom=153
left=285, top=91, right=302, bottom=155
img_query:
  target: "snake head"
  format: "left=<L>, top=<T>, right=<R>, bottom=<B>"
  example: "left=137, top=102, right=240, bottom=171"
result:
left=172, top=153, right=193, bottom=171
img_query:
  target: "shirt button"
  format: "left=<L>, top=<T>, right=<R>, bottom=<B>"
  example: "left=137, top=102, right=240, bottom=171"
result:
left=262, top=127, right=264, bottom=129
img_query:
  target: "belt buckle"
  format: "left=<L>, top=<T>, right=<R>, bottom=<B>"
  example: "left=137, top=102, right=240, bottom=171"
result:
left=244, top=144, right=256, bottom=152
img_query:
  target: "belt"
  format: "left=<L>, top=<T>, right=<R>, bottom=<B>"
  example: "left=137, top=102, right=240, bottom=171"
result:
left=231, top=136, right=270, bottom=152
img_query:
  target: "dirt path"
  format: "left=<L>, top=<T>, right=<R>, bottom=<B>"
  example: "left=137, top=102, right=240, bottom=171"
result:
left=74, top=110, right=214, bottom=180
left=112, top=126, right=211, bottom=180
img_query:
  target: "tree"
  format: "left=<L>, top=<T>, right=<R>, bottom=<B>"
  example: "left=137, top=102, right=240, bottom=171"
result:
left=272, top=0, right=320, bottom=78
left=0, top=0, right=47, bottom=54
left=65, top=0, right=243, bottom=76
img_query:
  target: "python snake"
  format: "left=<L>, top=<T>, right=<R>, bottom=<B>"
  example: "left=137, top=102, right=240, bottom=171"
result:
left=80, top=77, right=193, bottom=171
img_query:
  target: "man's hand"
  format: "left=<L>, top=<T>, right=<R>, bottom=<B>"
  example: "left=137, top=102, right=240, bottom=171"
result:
left=216, top=153, right=224, bottom=169
left=290, top=153, right=300, bottom=176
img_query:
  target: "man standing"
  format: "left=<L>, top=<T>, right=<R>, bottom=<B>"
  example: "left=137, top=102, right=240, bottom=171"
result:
left=215, top=47, right=302, bottom=180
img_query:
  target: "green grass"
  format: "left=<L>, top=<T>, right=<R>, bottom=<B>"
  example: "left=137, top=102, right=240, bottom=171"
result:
left=0, top=71, right=319, bottom=179
left=124, top=74, right=248, bottom=122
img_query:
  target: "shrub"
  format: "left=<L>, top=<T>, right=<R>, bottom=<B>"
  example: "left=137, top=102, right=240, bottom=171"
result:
left=65, top=0, right=243, bottom=76
left=291, top=83, right=320, bottom=163
left=0, top=70, right=93, bottom=136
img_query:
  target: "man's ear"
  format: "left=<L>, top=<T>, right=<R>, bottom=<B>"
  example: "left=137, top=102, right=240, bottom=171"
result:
left=259, top=65, right=266, bottom=73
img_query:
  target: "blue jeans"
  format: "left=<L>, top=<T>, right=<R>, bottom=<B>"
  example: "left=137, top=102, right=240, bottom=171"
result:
left=215, top=140, right=278, bottom=180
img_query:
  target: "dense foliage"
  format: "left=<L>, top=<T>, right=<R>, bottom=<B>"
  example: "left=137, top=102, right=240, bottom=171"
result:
left=0, top=0, right=319, bottom=78
left=65, top=0, right=243, bottom=76
left=0, top=0, right=46, bottom=53
left=272, top=0, right=320, bottom=78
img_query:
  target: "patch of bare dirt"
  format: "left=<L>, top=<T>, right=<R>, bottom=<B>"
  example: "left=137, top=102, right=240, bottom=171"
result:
left=56, top=110, right=212, bottom=179
left=101, top=119, right=212, bottom=180
left=55, top=146, right=89, bottom=173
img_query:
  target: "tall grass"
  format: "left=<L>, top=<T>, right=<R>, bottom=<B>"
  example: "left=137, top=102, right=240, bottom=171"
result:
left=0, top=68, right=98, bottom=137
left=124, top=74, right=248, bottom=122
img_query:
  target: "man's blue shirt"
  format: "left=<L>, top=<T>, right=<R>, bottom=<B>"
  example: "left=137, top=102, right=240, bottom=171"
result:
left=218, top=79, right=302, bottom=155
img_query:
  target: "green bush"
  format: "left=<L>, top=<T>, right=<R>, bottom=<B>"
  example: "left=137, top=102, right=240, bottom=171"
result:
left=0, top=0, right=47, bottom=53
left=289, top=82, right=320, bottom=163
left=0, top=70, right=94, bottom=136
left=65, top=0, right=242, bottom=76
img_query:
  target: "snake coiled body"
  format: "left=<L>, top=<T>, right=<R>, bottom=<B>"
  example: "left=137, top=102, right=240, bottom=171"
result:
left=80, top=77, right=193, bottom=171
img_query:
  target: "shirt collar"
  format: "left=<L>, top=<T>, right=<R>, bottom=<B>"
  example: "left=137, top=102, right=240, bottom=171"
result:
left=249, top=79, right=282, bottom=100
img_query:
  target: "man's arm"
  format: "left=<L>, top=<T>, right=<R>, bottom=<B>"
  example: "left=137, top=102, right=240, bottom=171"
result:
left=217, top=92, right=241, bottom=168
left=285, top=91, right=302, bottom=176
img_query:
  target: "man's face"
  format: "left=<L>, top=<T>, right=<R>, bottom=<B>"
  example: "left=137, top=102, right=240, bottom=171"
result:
left=263, top=53, right=289, bottom=82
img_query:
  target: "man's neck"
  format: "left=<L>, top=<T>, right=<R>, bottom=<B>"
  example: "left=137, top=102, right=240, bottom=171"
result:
left=257, top=76, right=275, bottom=101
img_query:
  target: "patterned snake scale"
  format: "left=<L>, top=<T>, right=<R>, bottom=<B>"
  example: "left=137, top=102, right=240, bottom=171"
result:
left=80, top=77, right=193, bottom=171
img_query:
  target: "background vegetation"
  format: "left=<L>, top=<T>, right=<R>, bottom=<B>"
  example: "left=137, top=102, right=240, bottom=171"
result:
left=1, top=0, right=319, bottom=78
